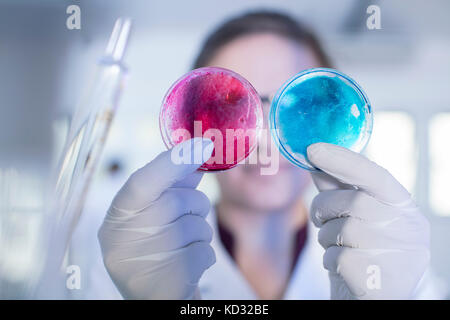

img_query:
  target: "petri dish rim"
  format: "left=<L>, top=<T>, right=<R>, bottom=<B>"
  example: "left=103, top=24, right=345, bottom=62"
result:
left=269, top=67, right=373, bottom=171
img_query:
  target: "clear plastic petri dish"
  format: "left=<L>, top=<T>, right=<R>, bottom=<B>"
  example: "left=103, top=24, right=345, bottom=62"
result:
left=160, top=67, right=263, bottom=171
left=269, top=68, right=373, bottom=171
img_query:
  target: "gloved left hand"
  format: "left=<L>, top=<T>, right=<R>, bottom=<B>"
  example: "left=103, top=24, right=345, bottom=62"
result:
left=307, top=142, right=430, bottom=299
left=98, top=138, right=216, bottom=300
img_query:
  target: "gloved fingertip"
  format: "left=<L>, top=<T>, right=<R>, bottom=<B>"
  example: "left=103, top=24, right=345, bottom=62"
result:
left=169, top=137, right=214, bottom=167
left=201, top=138, right=215, bottom=161
left=307, top=142, right=327, bottom=164
left=190, top=137, right=214, bottom=164
left=208, top=245, right=217, bottom=266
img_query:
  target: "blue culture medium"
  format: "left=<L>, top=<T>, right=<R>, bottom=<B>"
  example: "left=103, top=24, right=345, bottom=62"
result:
left=270, top=68, right=373, bottom=170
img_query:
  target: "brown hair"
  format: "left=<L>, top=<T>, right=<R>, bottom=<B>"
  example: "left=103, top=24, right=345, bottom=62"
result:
left=193, top=10, right=332, bottom=69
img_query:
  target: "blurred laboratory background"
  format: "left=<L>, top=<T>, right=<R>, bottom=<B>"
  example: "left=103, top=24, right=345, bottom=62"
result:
left=1, top=0, right=449, bottom=298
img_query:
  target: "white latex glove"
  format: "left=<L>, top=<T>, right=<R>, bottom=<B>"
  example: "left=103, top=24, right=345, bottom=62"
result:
left=307, top=142, right=430, bottom=300
left=98, top=138, right=216, bottom=299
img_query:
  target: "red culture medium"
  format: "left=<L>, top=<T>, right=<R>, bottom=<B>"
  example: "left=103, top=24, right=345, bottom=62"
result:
left=160, top=67, right=263, bottom=171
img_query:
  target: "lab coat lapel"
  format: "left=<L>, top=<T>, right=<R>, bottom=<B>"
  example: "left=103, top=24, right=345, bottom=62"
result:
left=199, top=208, right=258, bottom=299
left=283, top=220, right=330, bottom=299
left=199, top=208, right=330, bottom=300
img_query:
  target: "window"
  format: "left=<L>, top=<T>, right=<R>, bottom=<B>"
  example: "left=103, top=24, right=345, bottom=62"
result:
left=429, top=113, right=450, bottom=216
left=365, top=111, right=417, bottom=194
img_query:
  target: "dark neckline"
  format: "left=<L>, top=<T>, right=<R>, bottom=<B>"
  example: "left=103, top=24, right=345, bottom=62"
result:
left=216, top=211, right=308, bottom=275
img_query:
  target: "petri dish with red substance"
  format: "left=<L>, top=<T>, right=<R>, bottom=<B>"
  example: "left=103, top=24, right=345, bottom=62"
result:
left=159, top=67, right=263, bottom=171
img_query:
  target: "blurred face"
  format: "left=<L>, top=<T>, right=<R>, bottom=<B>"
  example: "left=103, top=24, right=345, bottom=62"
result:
left=207, top=32, right=321, bottom=212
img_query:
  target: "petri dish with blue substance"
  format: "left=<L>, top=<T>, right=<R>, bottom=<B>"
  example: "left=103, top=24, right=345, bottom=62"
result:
left=269, top=68, right=373, bottom=171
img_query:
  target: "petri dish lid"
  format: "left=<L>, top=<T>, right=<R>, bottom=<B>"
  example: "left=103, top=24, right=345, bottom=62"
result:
left=269, top=68, right=373, bottom=171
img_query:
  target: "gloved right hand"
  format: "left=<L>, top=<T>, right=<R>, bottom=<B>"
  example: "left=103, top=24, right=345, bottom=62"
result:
left=307, top=143, right=430, bottom=299
left=98, top=138, right=216, bottom=299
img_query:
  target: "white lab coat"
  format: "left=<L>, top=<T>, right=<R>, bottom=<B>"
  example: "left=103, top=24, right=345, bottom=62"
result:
left=199, top=208, right=330, bottom=299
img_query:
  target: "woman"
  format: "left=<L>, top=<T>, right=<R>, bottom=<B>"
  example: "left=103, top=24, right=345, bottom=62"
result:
left=97, top=11, right=436, bottom=299
left=191, top=12, right=331, bottom=299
